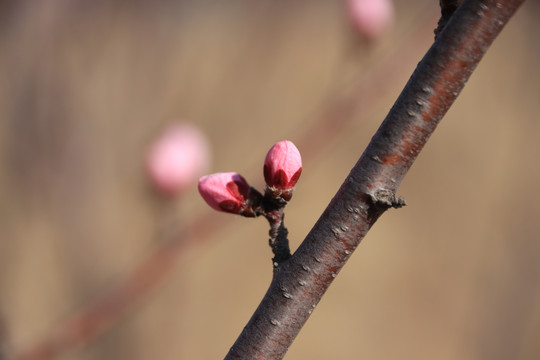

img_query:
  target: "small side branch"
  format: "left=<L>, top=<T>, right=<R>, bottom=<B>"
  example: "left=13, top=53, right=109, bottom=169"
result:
left=267, top=213, right=291, bottom=266
left=263, top=188, right=293, bottom=266
left=435, top=0, right=464, bottom=38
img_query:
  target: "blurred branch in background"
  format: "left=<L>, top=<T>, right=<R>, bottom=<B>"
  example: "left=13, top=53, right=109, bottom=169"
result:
left=14, top=214, right=224, bottom=360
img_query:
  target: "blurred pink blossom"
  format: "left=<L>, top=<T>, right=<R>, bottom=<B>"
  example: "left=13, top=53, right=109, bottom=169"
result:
left=146, top=123, right=210, bottom=196
left=263, top=140, right=302, bottom=190
left=198, top=172, right=251, bottom=214
left=347, top=0, right=395, bottom=40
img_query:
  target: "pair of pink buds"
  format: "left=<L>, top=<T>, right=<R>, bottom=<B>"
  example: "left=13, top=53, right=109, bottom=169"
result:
left=198, top=140, right=302, bottom=216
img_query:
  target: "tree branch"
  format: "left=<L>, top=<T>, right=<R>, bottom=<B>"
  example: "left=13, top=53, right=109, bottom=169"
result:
left=225, top=0, right=525, bottom=359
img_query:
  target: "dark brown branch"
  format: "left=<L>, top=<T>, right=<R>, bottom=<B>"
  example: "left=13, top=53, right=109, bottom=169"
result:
left=225, top=0, right=524, bottom=359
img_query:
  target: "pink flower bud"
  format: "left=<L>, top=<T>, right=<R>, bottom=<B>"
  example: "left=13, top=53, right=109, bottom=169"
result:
left=146, top=123, right=210, bottom=196
left=264, top=140, right=302, bottom=190
left=347, top=0, right=395, bottom=40
left=198, top=172, right=253, bottom=215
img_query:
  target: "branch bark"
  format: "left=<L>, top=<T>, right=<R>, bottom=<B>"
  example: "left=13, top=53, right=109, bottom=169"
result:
left=225, top=0, right=524, bottom=359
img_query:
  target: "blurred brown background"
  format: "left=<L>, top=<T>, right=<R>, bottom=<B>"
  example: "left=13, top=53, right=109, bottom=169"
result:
left=1, top=0, right=539, bottom=359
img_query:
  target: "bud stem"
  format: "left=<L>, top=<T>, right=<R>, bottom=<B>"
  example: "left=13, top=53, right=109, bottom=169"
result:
left=262, top=187, right=292, bottom=266
left=267, top=211, right=291, bottom=266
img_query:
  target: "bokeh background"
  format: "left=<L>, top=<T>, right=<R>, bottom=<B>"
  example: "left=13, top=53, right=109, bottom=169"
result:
left=1, top=1, right=539, bottom=359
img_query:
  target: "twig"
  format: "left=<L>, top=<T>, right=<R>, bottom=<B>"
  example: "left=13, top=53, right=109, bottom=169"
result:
left=435, top=0, right=464, bottom=38
left=225, top=0, right=525, bottom=359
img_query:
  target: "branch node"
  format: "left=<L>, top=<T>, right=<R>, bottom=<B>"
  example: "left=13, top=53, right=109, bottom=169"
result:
left=370, top=189, right=407, bottom=209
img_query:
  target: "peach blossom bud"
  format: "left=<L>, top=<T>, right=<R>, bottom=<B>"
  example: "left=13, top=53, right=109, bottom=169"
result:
left=198, top=172, right=254, bottom=215
left=347, top=0, right=395, bottom=40
left=264, top=140, right=302, bottom=191
left=146, top=123, right=210, bottom=196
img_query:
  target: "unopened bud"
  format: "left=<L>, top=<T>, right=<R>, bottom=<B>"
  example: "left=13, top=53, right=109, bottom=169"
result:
left=146, top=123, right=210, bottom=196
left=347, top=0, right=395, bottom=40
left=198, top=172, right=261, bottom=216
left=264, top=140, right=302, bottom=195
